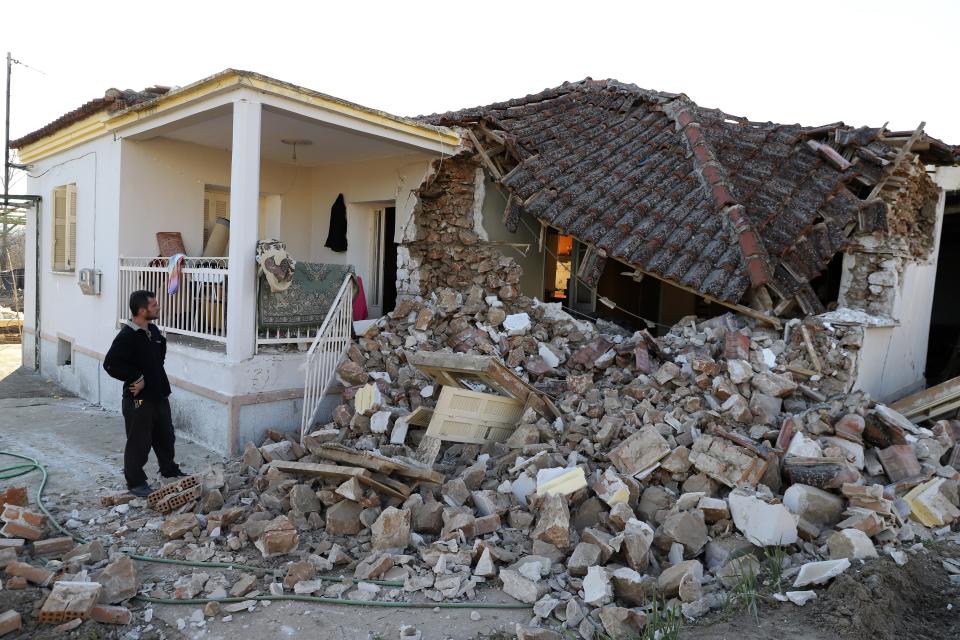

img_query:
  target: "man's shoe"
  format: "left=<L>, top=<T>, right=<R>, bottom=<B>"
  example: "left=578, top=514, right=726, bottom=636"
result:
left=128, top=483, right=153, bottom=498
left=162, top=470, right=188, bottom=479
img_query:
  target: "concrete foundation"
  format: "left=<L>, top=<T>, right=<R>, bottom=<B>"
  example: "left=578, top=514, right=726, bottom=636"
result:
left=29, top=332, right=307, bottom=455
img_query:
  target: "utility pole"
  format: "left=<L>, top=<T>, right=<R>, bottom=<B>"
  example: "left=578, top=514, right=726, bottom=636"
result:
left=2, top=51, right=11, bottom=274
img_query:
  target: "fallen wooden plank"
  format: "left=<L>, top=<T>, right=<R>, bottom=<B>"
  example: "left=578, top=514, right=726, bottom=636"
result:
left=406, top=351, right=560, bottom=420
left=889, top=375, right=960, bottom=421
left=270, top=461, right=408, bottom=499
left=312, top=444, right=445, bottom=485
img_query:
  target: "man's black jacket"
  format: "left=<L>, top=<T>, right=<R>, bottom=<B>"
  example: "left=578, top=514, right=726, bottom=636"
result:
left=103, top=323, right=172, bottom=401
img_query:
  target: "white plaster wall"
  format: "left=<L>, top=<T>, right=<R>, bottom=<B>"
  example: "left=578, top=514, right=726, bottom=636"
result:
left=21, top=135, right=123, bottom=382
left=307, top=155, right=434, bottom=309
left=238, top=399, right=304, bottom=445
left=118, top=138, right=312, bottom=257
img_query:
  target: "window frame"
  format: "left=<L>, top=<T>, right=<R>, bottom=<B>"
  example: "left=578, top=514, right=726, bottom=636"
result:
left=51, top=183, right=78, bottom=273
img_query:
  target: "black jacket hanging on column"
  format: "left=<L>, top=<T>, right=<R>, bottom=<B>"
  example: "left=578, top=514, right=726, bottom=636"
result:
left=324, top=193, right=348, bottom=252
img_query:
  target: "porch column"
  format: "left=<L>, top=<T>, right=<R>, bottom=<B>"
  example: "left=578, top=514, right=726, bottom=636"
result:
left=226, top=98, right=261, bottom=361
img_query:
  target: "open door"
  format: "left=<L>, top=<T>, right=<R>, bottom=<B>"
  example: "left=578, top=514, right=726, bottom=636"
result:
left=367, top=206, right=397, bottom=318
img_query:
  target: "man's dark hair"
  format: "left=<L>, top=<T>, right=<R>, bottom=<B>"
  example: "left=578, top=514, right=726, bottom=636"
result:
left=129, top=290, right=156, bottom=317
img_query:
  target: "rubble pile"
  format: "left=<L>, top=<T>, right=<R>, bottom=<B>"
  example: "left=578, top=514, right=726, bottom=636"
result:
left=3, top=288, right=958, bottom=638
left=0, top=488, right=138, bottom=635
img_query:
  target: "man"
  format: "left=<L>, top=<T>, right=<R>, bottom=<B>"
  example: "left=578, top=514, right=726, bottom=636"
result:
left=104, top=290, right=185, bottom=497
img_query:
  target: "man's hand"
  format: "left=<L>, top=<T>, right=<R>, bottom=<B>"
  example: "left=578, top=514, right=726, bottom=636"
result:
left=130, top=379, right=145, bottom=397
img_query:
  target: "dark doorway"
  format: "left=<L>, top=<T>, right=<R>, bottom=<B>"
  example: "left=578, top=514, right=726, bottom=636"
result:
left=926, top=198, right=960, bottom=384
left=382, top=207, right=397, bottom=315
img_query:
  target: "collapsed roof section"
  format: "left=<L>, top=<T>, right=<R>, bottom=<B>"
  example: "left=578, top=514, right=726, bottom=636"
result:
left=426, top=79, right=958, bottom=314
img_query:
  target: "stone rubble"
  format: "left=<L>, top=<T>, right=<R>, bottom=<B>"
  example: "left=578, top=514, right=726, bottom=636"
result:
left=2, top=288, right=958, bottom=637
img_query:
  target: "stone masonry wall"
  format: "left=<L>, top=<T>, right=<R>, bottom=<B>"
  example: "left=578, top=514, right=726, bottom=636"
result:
left=397, top=154, right=523, bottom=301
left=838, top=155, right=941, bottom=317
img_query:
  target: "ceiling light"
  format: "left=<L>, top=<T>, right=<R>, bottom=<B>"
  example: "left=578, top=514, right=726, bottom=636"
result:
left=280, top=138, right=312, bottom=161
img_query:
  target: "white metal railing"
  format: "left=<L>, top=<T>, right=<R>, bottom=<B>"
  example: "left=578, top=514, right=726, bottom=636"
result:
left=118, top=257, right=229, bottom=343
left=300, top=273, right=355, bottom=440
left=257, top=325, right=321, bottom=347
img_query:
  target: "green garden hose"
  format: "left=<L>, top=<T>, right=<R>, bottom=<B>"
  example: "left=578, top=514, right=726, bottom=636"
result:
left=136, top=594, right=532, bottom=609
left=0, top=451, right=532, bottom=610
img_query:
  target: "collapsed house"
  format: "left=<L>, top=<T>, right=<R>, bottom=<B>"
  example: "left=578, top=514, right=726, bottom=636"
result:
left=10, top=70, right=960, bottom=453
left=400, top=79, right=960, bottom=405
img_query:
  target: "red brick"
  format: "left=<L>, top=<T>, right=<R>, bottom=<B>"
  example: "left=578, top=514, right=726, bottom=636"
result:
left=32, top=536, right=75, bottom=557
left=0, top=610, right=22, bottom=636
left=4, top=576, right=27, bottom=590
left=723, top=330, right=750, bottom=361
left=745, top=258, right=770, bottom=287
left=0, top=487, right=28, bottom=508
left=90, top=605, right=132, bottom=625
left=474, top=514, right=501, bottom=536
left=0, top=521, right=44, bottom=541
left=5, top=560, right=54, bottom=586
left=2, top=506, right=46, bottom=528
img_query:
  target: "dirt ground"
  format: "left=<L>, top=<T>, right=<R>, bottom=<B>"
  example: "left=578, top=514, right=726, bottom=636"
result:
left=683, top=543, right=960, bottom=640
left=0, top=343, right=530, bottom=640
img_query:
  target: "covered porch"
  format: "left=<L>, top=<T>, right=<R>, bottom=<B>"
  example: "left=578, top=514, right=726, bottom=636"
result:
left=112, top=75, right=458, bottom=359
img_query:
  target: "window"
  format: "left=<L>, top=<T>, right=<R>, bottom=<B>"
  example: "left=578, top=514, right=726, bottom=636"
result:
left=203, top=189, right=230, bottom=246
left=52, top=184, right=77, bottom=272
left=57, top=337, right=73, bottom=367
left=203, top=188, right=272, bottom=253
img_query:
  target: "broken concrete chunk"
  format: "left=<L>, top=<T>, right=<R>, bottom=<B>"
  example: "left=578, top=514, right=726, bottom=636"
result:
left=689, top=434, right=767, bottom=488
left=727, top=490, right=798, bottom=547
left=782, top=484, right=845, bottom=528
left=697, top=496, right=730, bottom=523
left=793, top=559, right=851, bottom=588
left=93, top=556, right=138, bottom=604
left=827, top=529, right=878, bottom=560
left=717, top=555, right=761, bottom=589
left=531, top=494, right=571, bottom=549
left=535, top=467, right=586, bottom=497
left=567, top=542, right=601, bottom=577
left=727, top=359, right=753, bottom=384
left=904, top=477, right=960, bottom=527
left=751, top=371, right=798, bottom=397
left=371, top=507, right=411, bottom=550
left=607, top=426, right=670, bottom=477
left=592, top=468, right=630, bottom=507
left=658, top=510, right=708, bottom=557
left=325, top=500, right=364, bottom=535
left=610, top=567, right=657, bottom=606
left=499, top=568, right=547, bottom=604
left=621, top=518, right=655, bottom=571
left=786, top=432, right=823, bottom=458
left=658, top=559, right=703, bottom=597
left=599, top=605, right=647, bottom=639
left=583, top=565, right=614, bottom=607
left=253, top=515, right=299, bottom=558
left=785, top=590, right=818, bottom=606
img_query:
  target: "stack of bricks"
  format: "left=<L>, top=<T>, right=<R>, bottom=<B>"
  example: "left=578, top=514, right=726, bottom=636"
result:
left=1, top=505, right=47, bottom=541
left=147, top=475, right=202, bottom=515
left=38, top=581, right=102, bottom=624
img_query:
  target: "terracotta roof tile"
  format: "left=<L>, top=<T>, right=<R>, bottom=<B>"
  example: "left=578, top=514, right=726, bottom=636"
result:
left=424, top=79, right=958, bottom=304
left=11, top=86, right=171, bottom=148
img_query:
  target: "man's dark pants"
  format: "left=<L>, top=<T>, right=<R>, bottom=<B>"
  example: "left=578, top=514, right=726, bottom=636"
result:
left=122, top=397, right=180, bottom=488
